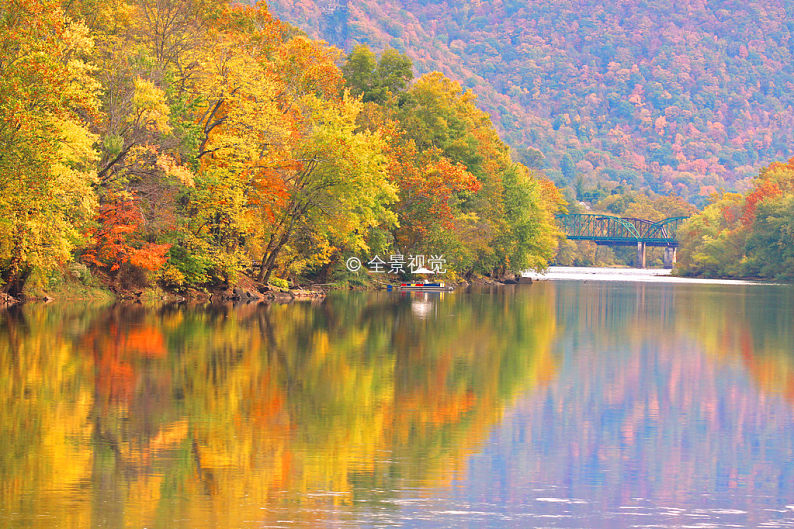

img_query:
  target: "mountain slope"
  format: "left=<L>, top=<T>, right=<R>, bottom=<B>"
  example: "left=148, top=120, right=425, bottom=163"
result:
left=265, top=0, right=794, bottom=201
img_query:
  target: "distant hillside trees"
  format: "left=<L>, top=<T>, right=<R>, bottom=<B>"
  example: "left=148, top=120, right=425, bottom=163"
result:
left=267, top=0, right=794, bottom=203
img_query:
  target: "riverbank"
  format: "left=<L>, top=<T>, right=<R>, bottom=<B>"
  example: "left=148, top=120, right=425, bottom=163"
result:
left=3, top=271, right=529, bottom=306
left=6, top=265, right=781, bottom=307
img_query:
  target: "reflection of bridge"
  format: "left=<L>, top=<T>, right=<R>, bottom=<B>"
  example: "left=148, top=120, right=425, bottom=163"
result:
left=556, top=214, right=689, bottom=268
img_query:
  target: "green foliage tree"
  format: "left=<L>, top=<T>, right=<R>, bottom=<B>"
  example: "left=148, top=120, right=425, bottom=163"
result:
left=744, top=196, right=794, bottom=280
left=376, top=48, right=413, bottom=95
left=493, top=165, right=562, bottom=273
left=677, top=193, right=746, bottom=277
left=341, top=44, right=378, bottom=98
left=342, top=45, right=413, bottom=104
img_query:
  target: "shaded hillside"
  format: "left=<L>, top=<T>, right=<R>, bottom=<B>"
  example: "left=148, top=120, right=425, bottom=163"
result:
left=266, top=0, right=794, bottom=202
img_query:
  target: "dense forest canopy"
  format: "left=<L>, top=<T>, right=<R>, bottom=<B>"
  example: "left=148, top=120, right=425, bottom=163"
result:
left=0, top=0, right=562, bottom=296
left=265, top=0, right=794, bottom=203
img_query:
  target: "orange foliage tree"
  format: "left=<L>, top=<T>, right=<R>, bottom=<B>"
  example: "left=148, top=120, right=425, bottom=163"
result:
left=388, top=141, right=481, bottom=254
left=83, top=193, right=170, bottom=286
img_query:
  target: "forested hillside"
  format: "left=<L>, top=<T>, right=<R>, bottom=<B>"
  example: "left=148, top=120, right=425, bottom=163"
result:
left=266, top=0, right=794, bottom=202
left=0, top=0, right=560, bottom=297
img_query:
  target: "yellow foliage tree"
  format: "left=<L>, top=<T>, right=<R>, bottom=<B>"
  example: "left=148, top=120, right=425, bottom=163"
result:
left=0, top=0, right=100, bottom=294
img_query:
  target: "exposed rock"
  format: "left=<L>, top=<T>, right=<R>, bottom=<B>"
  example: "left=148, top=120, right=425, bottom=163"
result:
left=290, top=289, right=326, bottom=300
left=272, top=291, right=293, bottom=303
left=209, top=289, right=236, bottom=303
left=0, top=293, right=18, bottom=305
left=185, top=289, right=211, bottom=302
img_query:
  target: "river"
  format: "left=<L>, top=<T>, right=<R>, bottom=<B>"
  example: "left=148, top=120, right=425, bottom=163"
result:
left=1, top=268, right=793, bottom=528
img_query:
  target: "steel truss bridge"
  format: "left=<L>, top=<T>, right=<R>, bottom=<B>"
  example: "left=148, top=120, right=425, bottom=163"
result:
left=556, top=214, right=689, bottom=268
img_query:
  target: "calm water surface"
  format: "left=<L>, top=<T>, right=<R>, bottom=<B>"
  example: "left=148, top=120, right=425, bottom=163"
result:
left=2, top=272, right=794, bottom=528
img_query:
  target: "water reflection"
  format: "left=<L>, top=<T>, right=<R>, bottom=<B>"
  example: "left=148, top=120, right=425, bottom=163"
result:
left=450, top=282, right=794, bottom=528
left=0, top=289, right=557, bottom=528
left=1, top=281, right=794, bottom=527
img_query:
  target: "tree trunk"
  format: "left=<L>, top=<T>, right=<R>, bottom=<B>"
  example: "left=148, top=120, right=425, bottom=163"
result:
left=260, top=249, right=279, bottom=285
left=257, top=232, right=278, bottom=282
left=260, top=231, right=291, bottom=285
left=4, top=233, right=30, bottom=297
left=257, top=235, right=285, bottom=285
left=257, top=207, right=301, bottom=284
left=4, top=267, right=30, bottom=298
left=257, top=242, right=283, bottom=284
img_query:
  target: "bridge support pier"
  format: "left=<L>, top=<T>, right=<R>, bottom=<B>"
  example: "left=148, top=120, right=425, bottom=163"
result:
left=636, top=242, right=646, bottom=268
left=663, top=247, right=677, bottom=269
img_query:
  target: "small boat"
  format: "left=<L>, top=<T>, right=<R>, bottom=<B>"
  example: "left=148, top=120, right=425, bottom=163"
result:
left=387, top=281, right=454, bottom=292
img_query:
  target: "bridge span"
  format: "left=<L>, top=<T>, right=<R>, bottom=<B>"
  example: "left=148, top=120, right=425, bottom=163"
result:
left=556, top=214, right=689, bottom=268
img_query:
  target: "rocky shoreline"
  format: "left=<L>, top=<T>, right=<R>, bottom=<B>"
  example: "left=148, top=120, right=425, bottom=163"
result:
left=0, top=273, right=536, bottom=307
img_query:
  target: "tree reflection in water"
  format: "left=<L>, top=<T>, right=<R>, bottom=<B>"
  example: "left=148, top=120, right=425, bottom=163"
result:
left=0, top=287, right=557, bottom=528
left=2, top=282, right=793, bottom=528
left=464, top=281, right=794, bottom=527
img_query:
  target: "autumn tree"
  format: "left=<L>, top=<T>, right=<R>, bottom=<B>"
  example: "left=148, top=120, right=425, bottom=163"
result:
left=394, top=72, right=562, bottom=276
left=65, top=0, right=209, bottom=287
left=252, top=93, right=396, bottom=284
left=175, top=4, right=287, bottom=282
left=0, top=0, right=100, bottom=295
left=676, top=192, right=746, bottom=277
left=387, top=141, right=480, bottom=255
left=82, top=192, right=171, bottom=289
left=342, top=45, right=413, bottom=104
left=679, top=157, right=794, bottom=280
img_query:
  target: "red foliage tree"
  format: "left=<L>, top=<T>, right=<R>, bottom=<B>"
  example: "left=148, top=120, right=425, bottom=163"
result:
left=83, top=192, right=171, bottom=281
